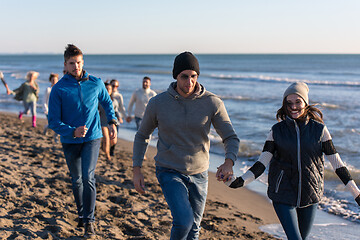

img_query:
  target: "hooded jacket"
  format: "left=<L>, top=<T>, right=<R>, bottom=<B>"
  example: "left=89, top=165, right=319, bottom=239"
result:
left=48, top=71, right=116, bottom=144
left=133, top=82, right=239, bottom=175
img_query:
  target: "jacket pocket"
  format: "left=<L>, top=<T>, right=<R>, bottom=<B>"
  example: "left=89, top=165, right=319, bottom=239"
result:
left=275, top=170, right=284, bottom=193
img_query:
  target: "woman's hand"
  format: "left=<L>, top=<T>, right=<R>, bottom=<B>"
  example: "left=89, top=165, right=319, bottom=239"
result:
left=226, top=176, right=245, bottom=189
left=356, top=194, right=360, bottom=206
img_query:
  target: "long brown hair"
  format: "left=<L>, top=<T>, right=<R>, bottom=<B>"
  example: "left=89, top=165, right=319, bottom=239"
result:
left=276, top=98, right=324, bottom=123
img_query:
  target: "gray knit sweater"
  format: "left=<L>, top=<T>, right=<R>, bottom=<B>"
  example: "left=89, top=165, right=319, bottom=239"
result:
left=133, top=82, right=239, bottom=175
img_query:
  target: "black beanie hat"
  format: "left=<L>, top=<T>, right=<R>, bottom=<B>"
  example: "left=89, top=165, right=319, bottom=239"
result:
left=172, top=52, right=200, bottom=79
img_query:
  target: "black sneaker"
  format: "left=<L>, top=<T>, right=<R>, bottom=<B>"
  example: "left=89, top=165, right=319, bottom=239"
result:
left=77, top=218, right=84, bottom=228
left=84, top=222, right=96, bottom=239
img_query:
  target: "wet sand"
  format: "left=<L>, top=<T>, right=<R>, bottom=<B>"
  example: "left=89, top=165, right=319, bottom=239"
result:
left=0, top=112, right=279, bottom=239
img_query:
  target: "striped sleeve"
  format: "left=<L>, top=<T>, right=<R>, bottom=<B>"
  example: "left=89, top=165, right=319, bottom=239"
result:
left=322, top=126, right=360, bottom=199
left=241, top=130, right=274, bottom=186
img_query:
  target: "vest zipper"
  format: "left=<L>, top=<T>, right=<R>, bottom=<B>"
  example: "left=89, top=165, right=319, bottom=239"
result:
left=78, top=81, right=86, bottom=133
left=294, top=121, right=302, bottom=207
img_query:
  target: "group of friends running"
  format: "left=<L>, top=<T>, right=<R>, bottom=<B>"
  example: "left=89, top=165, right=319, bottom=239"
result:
left=1, top=45, right=359, bottom=240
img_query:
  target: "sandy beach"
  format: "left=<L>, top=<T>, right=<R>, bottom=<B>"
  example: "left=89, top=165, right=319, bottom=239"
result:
left=0, top=112, right=279, bottom=239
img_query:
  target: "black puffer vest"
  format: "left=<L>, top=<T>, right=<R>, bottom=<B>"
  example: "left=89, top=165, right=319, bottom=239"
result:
left=267, top=117, right=325, bottom=207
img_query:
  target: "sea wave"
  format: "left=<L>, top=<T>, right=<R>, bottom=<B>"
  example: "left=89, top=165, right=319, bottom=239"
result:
left=207, top=73, right=360, bottom=87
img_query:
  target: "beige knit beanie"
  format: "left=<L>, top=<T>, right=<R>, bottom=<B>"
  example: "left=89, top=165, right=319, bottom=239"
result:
left=283, top=82, right=309, bottom=105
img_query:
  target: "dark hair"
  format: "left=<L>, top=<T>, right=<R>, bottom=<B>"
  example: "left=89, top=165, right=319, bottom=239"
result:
left=276, top=99, right=324, bottom=123
left=64, top=44, right=83, bottom=61
left=49, top=73, right=59, bottom=82
left=143, top=76, right=151, bottom=81
left=110, top=79, right=118, bottom=85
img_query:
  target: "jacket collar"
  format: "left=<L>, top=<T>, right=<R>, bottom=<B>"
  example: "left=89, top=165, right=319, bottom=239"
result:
left=285, top=115, right=309, bottom=129
left=64, top=70, right=89, bottom=82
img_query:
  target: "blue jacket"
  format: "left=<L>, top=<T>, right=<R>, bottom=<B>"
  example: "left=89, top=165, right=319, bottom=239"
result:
left=48, top=71, right=116, bottom=143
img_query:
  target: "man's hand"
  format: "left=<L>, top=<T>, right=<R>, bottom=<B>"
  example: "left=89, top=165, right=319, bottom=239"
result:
left=108, top=124, right=117, bottom=140
left=126, top=116, right=132, bottom=123
left=133, top=166, right=146, bottom=194
left=216, top=158, right=234, bottom=182
left=74, top=126, right=88, bottom=138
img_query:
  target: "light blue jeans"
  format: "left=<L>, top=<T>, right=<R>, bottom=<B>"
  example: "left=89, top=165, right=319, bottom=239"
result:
left=22, top=100, right=37, bottom=116
left=62, top=138, right=101, bottom=223
left=273, top=202, right=318, bottom=240
left=156, top=166, right=208, bottom=240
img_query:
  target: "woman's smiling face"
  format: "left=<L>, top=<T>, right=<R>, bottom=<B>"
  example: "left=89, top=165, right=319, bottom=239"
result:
left=286, top=94, right=306, bottom=119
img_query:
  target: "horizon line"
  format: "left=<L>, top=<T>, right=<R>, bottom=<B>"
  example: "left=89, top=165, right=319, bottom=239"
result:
left=1, top=52, right=360, bottom=55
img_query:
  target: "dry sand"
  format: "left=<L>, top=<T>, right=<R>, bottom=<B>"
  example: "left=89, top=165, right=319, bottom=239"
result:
left=0, top=112, right=279, bottom=239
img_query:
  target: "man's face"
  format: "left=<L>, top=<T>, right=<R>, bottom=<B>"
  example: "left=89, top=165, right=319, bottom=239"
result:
left=176, top=70, right=198, bottom=97
left=142, top=79, right=151, bottom=89
left=64, top=55, right=84, bottom=79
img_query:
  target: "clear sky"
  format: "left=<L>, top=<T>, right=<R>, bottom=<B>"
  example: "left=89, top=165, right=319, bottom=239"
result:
left=1, top=0, right=360, bottom=54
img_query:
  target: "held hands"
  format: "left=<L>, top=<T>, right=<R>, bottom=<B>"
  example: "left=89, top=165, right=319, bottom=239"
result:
left=216, top=158, right=234, bottom=182
left=126, top=116, right=132, bottom=123
left=133, top=166, right=146, bottom=194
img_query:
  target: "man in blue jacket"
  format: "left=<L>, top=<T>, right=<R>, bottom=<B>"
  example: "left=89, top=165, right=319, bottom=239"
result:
left=48, top=44, right=118, bottom=238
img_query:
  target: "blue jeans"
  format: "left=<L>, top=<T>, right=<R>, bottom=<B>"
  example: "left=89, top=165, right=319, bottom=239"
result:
left=273, top=202, right=318, bottom=240
left=22, top=101, right=37, bottom=116
left=62, top=138, right=101, bottom=223
left=135, top=117, right=142, bottom=130
left=156, top=166, right=208, bottom=240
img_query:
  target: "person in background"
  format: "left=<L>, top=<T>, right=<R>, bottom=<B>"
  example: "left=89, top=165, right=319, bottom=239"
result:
left=132, top=52, right=239, bottom=239
left=13, top=71, right=40, bottom=127
left=109, top=79, right=127, bottom=155
left=126, top=76, right=157, bottom=130
left=226, top=82, right=360, bottom=240
left=99, top=82, right=119, bottom=160
left=43, top=73, right=59, bottom=142
left=0, top=71, right=11, bottom=94
left=48, top=44, right=118, bottom=238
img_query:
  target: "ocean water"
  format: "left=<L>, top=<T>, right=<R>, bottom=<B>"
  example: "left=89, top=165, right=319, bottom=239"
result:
left=1, top=54, right=360, bottom=238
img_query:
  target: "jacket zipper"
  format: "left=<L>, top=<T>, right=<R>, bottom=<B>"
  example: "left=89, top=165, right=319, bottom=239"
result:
left=78, top=81, right=86, bottom=127
left=294, top=121, right=302, bottom=207
left=275, top=170, right=284, bottom=193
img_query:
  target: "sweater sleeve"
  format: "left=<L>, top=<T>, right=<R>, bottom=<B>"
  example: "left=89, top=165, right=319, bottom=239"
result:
left=127, top=92, right=136, bottom=116
left=211, top=98, right=239, bottom=163
left=116, top=94, right=127, bottom=118
left=322, top=126, right=360, bottom=200
left=43, top=88, right=51, bottom=114
left=132, top=97, right=158, bottom=167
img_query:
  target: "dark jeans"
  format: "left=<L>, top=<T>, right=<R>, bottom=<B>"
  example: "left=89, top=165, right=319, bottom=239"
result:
left=273, top=202, right=318, bottom=240
left=135, top=117, right=142, bottom=130
left=62, top=138, right=101, bottom=223
left=156, top=166, right=208, bottom=240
